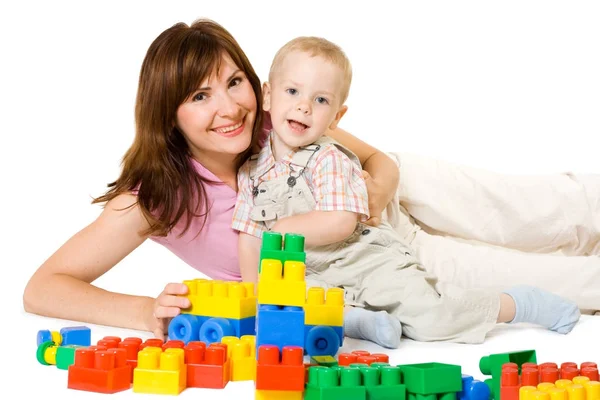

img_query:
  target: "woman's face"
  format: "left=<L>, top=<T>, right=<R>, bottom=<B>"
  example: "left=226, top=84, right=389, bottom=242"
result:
left=176, top=54, right=257, bottom=166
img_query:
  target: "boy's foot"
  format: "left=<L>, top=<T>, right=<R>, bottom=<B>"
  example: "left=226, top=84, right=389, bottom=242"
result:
left=504, top=286, right=580, bottom=333
left=344, top=307, right=402, bottom=348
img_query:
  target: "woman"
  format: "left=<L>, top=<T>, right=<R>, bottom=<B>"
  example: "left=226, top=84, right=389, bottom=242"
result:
left=22, top=19, right=399, bottom=338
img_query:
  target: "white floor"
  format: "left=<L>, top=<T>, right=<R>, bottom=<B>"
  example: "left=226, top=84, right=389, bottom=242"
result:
left=11, top=311, right=598, bottom=399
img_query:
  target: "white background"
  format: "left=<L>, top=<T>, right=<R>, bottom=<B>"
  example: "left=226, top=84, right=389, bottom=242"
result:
left=1, top=0, right=599, bottom=398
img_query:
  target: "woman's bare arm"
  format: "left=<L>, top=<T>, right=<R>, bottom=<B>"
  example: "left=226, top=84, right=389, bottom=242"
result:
left=23, top=193, right=155, bottom=331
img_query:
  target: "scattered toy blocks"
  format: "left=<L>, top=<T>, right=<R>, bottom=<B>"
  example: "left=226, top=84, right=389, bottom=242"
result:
left=256, top=345, right=305, bottom=391
left=185, top=341, right=230, bottom=389
left=479, top=350, right=537, bottom=400
left=36, top=341, right=83, bottom=370
left=132, top=347, right=186, bottom=395
left=259, top=231, right=306, bottom=274
left=37, top=326, right=91, bottom=346
left=304, top=287, right=344, bottom=327
left=68, top=347, right=131, bottom=394
left=256, top=305, right=305, bottom=351
left=258, top=259, right=307, bottom=307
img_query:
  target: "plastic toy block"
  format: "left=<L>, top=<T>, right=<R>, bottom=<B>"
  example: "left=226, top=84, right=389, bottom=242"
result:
left=221, top=335, right=257, bottom=381
left=255, top=390, right=304, bottom=400
left=304, top=366, right=367, bottom=400
left=456, top=374, right=490, bottom=400
left=132, top=347, right=186, bottom=395
left=259, top=231, right=306, bottom=273
left=479, top=350, right=537, bottom=400
left=304, top=287, right=344, bottom=327
left=584, top=381, right=600, bottom=400
left=181, top=279, right=257, bottom=319
left=256, top=305, right=305, bottom=351
left=311, top=355, right=339, bottom=367
left=258, top=260, right=307, bottom=307
left=185, top=341, right=230, bottom=388
left=304, top=325, right=343, bottom=356
left=399, top=362, right=462, bottom=395
left=37, top=326, right=91, bottom=347
left=256, top=345, right=305, bottom=391
left=338, top=351, right=390, bottom=367
left=139, top=338, right=164, bottom=350
left=118, top=337, right=143, bottom=377
left=67, top=347, right=131, bottom=394
left=169, top=313, right=256, bottom=344
left=36, top=341, right=83, bottom=370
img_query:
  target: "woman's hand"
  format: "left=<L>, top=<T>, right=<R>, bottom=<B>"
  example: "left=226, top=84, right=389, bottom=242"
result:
left=144, top=283, right=190, bottom=339
left=361, top=170, right=389, bottom=227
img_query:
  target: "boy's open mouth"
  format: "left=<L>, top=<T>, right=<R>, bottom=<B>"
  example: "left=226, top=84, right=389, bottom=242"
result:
left=287, top=119, right=309, bottom=133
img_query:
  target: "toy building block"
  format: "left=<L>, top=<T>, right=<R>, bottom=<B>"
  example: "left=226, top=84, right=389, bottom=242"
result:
left=338, top=351, right=390, bottom=367
left=67, top=347, right=131, bottom=394
left=138, top=338, right=164, bottom=350
left=500, top=366, right=519, bottom=400
left=256, top=345, right=305, bottom=391
left=185, top=341, right=230, bottom=389
left=311, top=355, right=339, bottom=367
left=304, top=366, right=367, bottom=400
left=584, top=381, right=600, bottom=400
left=305, top=325, right=343, bottom=356
left=256, top=305, right=305, bottom=351
left=36, top=341, right=84, bottom=370
left=37, top=326, right=91, bottom=347
left=255, top=389, right=303, bottom=399
left=259, top=231, right=306, bottom=273
left=479, top=350, right=537, bottom=400
left=133, top=347, right=186, bottom=395
left=169, top=313, right=256, bottom=344
left=180, top=279, right=257, bottom=319
left=304, top=287, right=344, bottom=327
left=258, top=259, right=306, bottom=307
left=221, top=335, right=257, bottom=381
left=398, top=362, right=462, bottom=395
left=363, top=364, right=406, bottom=400
left=117, top=337, right=143, bottom=379
left=459, top=375, right=491, bottom=400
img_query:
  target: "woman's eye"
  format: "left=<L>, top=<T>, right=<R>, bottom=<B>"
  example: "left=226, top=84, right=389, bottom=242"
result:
left=229, top=77, right=242, bottom=87
left=193, top=92, right=207, bottom=102
left=286, top=88, right=297, bottom=95
left=316, top=97, right=329, bottom=105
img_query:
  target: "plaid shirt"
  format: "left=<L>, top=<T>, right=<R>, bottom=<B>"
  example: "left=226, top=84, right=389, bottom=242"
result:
left=232, top=132, right=370, bottom=238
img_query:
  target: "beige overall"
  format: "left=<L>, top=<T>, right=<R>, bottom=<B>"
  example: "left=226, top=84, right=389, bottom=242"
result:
left=248, top=137, right=500, bottom=343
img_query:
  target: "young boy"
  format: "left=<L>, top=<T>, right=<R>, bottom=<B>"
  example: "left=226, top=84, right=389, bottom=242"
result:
left=232, top=36, right=580, bottom=348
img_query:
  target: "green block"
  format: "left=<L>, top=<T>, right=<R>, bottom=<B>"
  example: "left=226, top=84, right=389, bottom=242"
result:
left=438, top=392, right=458, bottom=400
left=56, top=345, right=82, bottom=370
left=305, top=366, right=366, bottom=400
left=311, top=355, right=338, bottom=367
left=479, top=350, right=536, bottom=400
left=258, top=232, right=306, bottom=273
left=398, top=362, right=462, bottom=395
left=365, top=366, right=406, bottom=400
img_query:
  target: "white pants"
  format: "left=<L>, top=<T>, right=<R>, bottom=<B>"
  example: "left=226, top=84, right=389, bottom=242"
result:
left=385, top=152, right=600, bottom=311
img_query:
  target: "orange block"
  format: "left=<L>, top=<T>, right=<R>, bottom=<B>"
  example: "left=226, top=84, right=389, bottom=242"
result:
left=185, top=342, right=230, bottom=389
left=256, top=345, right=305, bottom=391
left=68, top=347, right=131, bottom=394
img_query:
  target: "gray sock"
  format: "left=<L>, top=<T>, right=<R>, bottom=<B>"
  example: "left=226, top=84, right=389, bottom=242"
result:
left=344, top=307, right=402, bottom=348
left=504, top=286, right=580, bottom=334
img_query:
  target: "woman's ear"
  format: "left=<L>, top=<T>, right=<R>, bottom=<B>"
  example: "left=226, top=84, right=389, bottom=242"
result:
left=262, top=82, right=272, bottom=112
left=329, top=105, right=348, bottom=130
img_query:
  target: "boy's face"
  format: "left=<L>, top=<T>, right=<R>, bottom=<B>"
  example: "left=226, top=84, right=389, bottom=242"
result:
left=263, top=51, right=347, bottom=149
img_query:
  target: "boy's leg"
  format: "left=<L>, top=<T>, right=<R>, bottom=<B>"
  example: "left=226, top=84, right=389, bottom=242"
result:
left=389, top=152, right=600, bottom=256
left=412, top=229, right=600, bottom=311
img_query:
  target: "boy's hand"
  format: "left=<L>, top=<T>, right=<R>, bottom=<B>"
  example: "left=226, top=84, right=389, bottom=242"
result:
left=145, top=283, right=190, bottom=339
left=361, top=170, right=387, bottom=227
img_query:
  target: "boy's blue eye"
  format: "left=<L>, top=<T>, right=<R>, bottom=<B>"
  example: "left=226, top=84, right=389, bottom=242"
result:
left=286, top=88, right=297, bottom=95
left=316, top=97, right=329, bottom=105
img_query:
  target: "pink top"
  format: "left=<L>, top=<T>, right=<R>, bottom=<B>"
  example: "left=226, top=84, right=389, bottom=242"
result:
left=150, top=117, right=272, bottom=281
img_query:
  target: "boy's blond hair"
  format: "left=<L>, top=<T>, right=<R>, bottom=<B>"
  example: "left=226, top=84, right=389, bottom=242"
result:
left=268, top=36, right=353, bottom=104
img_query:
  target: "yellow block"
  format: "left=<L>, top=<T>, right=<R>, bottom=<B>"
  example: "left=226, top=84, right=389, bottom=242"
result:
left=537, top=383, right=555, bottom=392
left=520, top=386, right=538, bottom=400
left=221, top=335, right=257, bottom=381
left=182, top=279, right=257, bottom=319
left=258, top=260, right=306, bottom=307
left=554, top=380, right=572, bottom=389
left=255, top=389, right=303, bottom=400
left=566, top=384, right=586, bottom=400
left=573, top=376, right=590, bottom=386
left=133, top=347, right=186, bottom=395
left=546, top=387, right=567, bottom=400
left=304, top=287, right=344, bottom=327
left=583, top=381, right=600, bottom=400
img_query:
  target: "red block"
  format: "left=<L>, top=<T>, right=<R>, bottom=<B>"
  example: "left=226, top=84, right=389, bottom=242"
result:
left=118, top=337, right=143, bottom=381
left=500, top=367, right=519, bottom=400
left=256, top=345, right=305, bottom=391
left=68, top=348, right=131, bottom=394
left=521, top=367, right=539, bottom=387
left=582, top=367, right=599, bottom=381
left=185, top=342, right=230, bottom=389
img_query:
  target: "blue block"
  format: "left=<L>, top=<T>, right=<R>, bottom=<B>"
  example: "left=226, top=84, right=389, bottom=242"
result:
left=256, top=305, right=305, bottom=352
left=37, top=330, right=52, bottom=346
left=460, top=374, right=491, bottom=400
left=304, top=325, right=344, bottom=357
left=168, top=314, right=256, bottom=344
left=60, top=326, right=91, bottom=346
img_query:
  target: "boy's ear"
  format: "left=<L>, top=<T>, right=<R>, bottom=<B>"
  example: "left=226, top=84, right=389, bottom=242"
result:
left=262, top=82, right=271, bottom=112
left=328, top=105, right=348, bottom=130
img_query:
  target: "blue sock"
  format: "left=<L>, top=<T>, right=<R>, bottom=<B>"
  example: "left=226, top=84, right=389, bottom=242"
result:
left=504, top=286, right=580, bottom=334
left=344, top=307, right=402, bottom=348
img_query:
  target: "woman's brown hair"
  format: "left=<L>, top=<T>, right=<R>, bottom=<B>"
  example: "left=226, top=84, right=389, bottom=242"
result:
left=93, top=19, right=263, bottom=237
